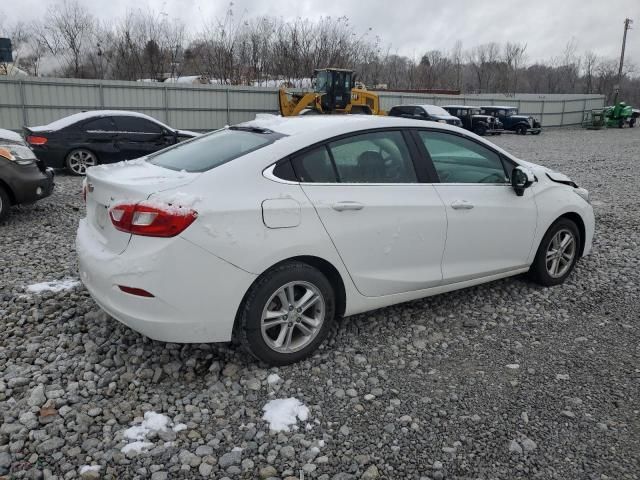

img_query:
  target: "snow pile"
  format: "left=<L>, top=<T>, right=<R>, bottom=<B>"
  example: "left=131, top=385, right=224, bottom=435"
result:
left=262, top=398, right=309, bottom=432
left=121, top=411, right=186, bottom=454
left=27, top=278, right=80, bottom=294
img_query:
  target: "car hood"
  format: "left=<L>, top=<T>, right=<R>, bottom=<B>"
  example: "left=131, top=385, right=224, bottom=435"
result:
left=512, top=115, right=533, bottom=120
left=432, top=114, right=460, bottom=122
left=517, top=159, right=575, bottom=183
left=175, top=129, right=201, bottom=137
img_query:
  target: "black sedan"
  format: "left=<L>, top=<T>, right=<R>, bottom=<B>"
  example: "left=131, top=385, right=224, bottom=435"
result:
left=24, top=110, right=199, bottom=175
left=0, top=128, right=54, bottom=221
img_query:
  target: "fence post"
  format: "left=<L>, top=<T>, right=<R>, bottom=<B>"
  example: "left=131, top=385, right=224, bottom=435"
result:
left=99, top=83, right=104, bottom=107
left=18, top=79, right=28, bottom=126
left=540, top=100, right=545, bottom=127
left=225, top=87, right=230, bottom=125
left=560, top=100, right=566, bottom=126
left=163, top=85, right=169, bottom=123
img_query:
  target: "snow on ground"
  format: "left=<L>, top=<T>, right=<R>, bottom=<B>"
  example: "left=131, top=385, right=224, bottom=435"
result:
left=79, top=465, right=101, bottom=474
left=121, top=411, right=183, bottom=454
left=27, top=278, right=80, bottom=293
left=262, top=398, right=310, bottom=432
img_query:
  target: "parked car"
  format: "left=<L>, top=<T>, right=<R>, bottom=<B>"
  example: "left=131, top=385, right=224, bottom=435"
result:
left=388, top=104, right=463, bottom=127
left=0, top=128, right=54, bottom=221
left=24, top=110, right=199, bottom=175
left=480, top=106, right=542, bottom=135
left=77, top=115, right=594, bottom=365
left=442, top=105, right=503, bottom=136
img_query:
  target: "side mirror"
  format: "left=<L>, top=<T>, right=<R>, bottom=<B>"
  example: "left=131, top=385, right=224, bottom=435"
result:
left=511, top=166, right=535, bottom=196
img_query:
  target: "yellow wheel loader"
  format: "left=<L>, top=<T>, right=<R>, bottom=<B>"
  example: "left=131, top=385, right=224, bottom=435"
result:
left=278, top=68, right=385, bottom=116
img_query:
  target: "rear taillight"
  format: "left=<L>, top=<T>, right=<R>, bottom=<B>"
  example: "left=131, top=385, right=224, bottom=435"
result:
left=109, top=202, right=197, bottom=237
left=26, top=135, right=48, bottom=145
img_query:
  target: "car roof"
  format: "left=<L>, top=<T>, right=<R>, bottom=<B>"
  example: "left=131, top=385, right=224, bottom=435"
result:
left=28, top=110, right=173, bottom=132
left=442, top=105, right=481, bottom=109
left=481, top=105, right=518, bottom=109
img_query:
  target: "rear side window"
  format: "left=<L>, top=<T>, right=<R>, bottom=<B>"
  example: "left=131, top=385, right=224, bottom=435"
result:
left=82, top=117, right=114, bottom=132
left=328, top=131, right=417, bottom=183
left=148, top=128, right=277, bottom=172
left=291, top=147, right=337, bottom=183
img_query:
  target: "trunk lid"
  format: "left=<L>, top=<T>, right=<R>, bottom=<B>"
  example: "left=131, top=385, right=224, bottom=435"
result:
left=84, top=159, right=199, bottom=254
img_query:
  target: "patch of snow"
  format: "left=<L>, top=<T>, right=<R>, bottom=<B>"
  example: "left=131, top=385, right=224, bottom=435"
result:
left=28, top=110, right=174, bottom=133
left=0, top=128, right=24, bottom=143
left=121, top=441, right=154, bottom=454
left=123, top=411, right=171, bottom=440
left=262, top=398, right=310, bottom=432
left=79, top=465, right=101, bottom=474
left=506, top=364, right=520, bottom=369
left=556, top=373, right=570, bottom=380
left=173, top=423, right=187, bottom=432
left=27, top=278, right=80, bottom=293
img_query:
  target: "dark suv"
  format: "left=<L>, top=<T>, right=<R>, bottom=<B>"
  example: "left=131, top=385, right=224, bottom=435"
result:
left=480, top=106, right=541, bottom=135
left=388, top=104, right=463, bottom=127
left=441, top=105, right=503, bottom=136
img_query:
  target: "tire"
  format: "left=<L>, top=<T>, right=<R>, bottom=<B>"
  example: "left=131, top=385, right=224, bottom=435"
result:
left=236, top=261, right=336, bottom=365
left=0, top=185, right=10, bottom=222
left=529, top=218, right=580, bottom=286
left=474, top=125, right=487, bottom=136
left=531, top=130, right=542, bottom=135
left=618, top=119, right=624, bottom=129
left=65, top=149, right=98, bottom=176
left=516, top=125, right=527, bottom=135
left=630, top=118, right=636, bottom=128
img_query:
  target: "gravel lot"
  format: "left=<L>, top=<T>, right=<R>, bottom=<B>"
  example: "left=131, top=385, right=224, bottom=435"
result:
left=1, top=127, right=639, bottom=480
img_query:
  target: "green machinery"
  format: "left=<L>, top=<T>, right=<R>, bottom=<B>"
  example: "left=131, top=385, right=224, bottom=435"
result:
left=583, top=102, right=636, bottom=129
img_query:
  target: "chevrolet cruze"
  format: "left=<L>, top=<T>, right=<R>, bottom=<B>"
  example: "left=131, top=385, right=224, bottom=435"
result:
left=77, top=115, right=594, bottom=365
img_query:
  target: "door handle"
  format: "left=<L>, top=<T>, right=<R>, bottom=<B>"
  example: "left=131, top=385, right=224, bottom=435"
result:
left=451, top=199, right=474, bottom=210
left=332, top=201, right=364, bottom=212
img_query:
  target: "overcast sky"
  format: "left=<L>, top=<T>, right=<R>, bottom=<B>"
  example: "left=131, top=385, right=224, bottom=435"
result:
left=5, top=0, right=640, bottom=67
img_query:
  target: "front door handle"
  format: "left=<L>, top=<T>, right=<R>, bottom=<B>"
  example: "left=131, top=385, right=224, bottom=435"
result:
left=332, top=201, right=364, bottom=212
left=451, top=199, right=474, bottom=210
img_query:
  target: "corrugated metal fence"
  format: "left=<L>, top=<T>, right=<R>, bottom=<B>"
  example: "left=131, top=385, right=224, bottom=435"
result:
left=0, top=76, right=605, bottom=131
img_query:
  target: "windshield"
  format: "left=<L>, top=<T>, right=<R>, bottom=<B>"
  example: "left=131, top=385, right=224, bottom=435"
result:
left=147, top=128, right=278, bottom=172
left=422, top=105, right=449, bottom=116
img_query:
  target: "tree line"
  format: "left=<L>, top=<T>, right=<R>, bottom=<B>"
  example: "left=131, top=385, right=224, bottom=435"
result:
left=2, top=1, right=638, bottom=106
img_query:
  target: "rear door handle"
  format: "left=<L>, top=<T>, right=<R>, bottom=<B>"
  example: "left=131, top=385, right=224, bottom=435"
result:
left=332, top=201, right=364, bottom=212
left=451, top=199, right=474, bottom=210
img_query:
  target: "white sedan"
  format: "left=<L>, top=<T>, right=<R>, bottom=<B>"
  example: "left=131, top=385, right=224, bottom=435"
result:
left=77, top=115, right=594, bottom=365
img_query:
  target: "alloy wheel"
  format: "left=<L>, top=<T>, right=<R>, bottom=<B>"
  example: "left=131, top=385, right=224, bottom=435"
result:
left=67, top=150, right=97, bottom=175
left=545, top=228, right=576, bottom=278
left=260, top=281, right=326, bottom=353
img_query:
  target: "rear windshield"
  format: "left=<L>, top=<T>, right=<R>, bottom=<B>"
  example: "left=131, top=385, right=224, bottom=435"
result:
left=148, top=128, right=279, bottom=172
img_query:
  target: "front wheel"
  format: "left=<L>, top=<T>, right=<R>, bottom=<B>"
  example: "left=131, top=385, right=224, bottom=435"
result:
left=66, top=149, right=98, bottom=176
left=474, top=125, right=487, bottom=136
left=530, top=219, right=580, bottom=286
left=236, top=262, right=335, bottom=365
left=516, top=125, right=527, bottom=135
left=0, top=185, right=10, bottom=222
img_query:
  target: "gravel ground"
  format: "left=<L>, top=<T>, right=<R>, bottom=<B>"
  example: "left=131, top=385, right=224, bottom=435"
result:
left=1, top=127, right=638, bottom=480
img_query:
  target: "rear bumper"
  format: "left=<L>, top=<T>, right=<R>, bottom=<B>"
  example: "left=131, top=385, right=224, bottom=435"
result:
left=76, top=219, right=257, bottom=343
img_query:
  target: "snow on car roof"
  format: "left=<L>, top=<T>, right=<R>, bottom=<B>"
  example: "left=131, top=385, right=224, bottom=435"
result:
left=417, top=105, right=451, bottom=116
left=0, top=128, right=24, bottom=143
left=481, top=105, right=518, bottom=110
left=28, top=110, right=173, bottom=132
left=442, top=105, right=481, bottom=109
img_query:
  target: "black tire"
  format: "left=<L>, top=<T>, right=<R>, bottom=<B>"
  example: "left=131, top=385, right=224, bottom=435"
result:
left=529, top=218, right=581, bottom=286
left=618, top=119, right=624, bottom=129
left=474, top=125, right=487, bottom=136
left=516, top=125, right=527, bottom=135
left=0, top=185, right=10, bottom=222
left=236, top=261, right=336, bottom=365
left=65, top=149, right=98, bottom=176
left=630, top=118, right=636, bottom=128
left=531, top=130, right=542, bottom=135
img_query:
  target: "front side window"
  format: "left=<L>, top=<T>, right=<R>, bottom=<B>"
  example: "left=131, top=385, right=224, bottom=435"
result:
left=417, top=131, right=508, bottom=184
left=114, top=116, right=162, bottom=134
left=148, top=128, right=277, bottom=172
left=328, top=131, right=417, bottom=183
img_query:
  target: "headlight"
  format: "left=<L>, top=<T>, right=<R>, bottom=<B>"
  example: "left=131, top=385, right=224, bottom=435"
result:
left=0, top=144, right=36, bottom=165
left=574, top=187, right=590, bottom=204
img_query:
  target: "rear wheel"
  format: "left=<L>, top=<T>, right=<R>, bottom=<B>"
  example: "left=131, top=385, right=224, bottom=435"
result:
left=236, top=262, right=335, bottom=365
left=474, top=125, right=487, bottom=136
left=516, top=125, right=527, bottom=135
left=66, top=149, right=98, bottom=176
left=0, top=185, right=10, bottom=221
left=530, top=219, right=580, bottom=286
